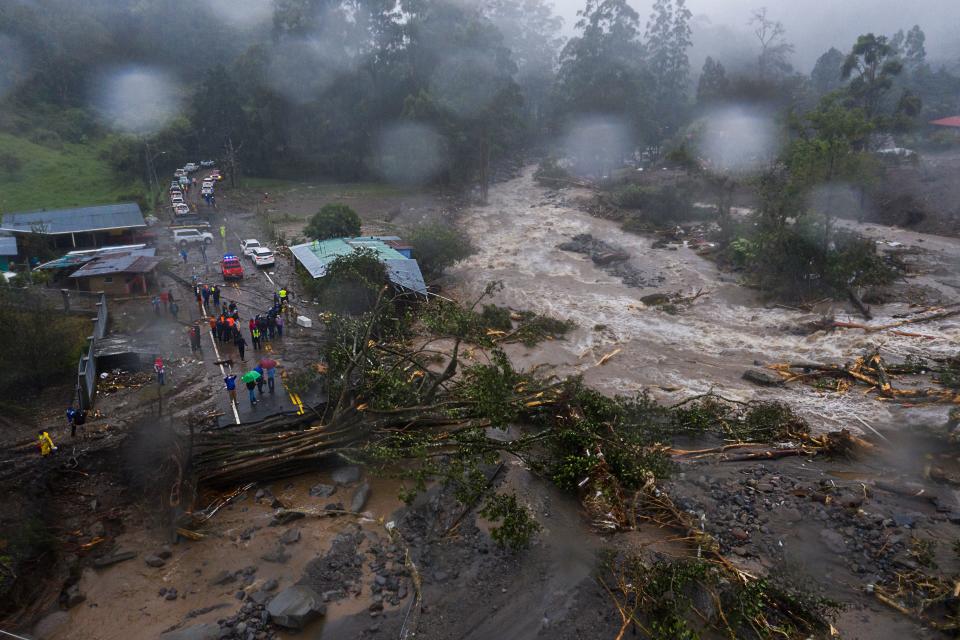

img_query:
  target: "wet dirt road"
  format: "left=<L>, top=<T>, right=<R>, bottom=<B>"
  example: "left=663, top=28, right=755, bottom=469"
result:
left=448, top=166, right=960, bottom=433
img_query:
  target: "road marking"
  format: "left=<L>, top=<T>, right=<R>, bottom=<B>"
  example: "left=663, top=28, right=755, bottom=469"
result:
left=200, top=300, right=241, bottom=424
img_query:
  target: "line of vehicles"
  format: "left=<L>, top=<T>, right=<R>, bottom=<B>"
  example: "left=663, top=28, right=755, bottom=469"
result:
left=170, top=161, right=221, bottom=216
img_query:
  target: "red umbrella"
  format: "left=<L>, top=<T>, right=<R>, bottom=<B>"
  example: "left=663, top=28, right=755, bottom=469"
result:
left=259, top=358, right=278, bottom=369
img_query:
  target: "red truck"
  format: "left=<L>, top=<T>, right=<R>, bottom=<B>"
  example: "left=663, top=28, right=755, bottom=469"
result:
left=221, top=254, right=244, bottom=280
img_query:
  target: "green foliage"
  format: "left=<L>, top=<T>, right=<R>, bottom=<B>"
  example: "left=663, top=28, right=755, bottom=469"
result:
left=304, top=203, right=362, bottom=242
left=460, top=350, right=521, bottom=429
left=842, top=33, right=903, bottom=119
left=614, top=184, right=698, bottom=226
left=421, top=298, right=574, bottom=348
left=407, top=224, right=474, bottom=280
left=479, top=493, right=542, bottom=551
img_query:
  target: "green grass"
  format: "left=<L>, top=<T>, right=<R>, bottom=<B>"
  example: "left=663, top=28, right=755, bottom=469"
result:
left=0, top=133, right=144, bottom=213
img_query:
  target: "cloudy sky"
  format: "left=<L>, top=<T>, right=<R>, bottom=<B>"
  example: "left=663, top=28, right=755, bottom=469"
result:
left=550, top=0, right=960, bottom=72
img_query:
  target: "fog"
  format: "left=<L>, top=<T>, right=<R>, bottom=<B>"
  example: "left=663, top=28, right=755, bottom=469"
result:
left=551, top=0, right=959, bottom=72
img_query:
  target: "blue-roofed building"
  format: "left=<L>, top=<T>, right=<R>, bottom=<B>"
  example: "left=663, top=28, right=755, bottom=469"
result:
left=0, top=202, right=146, bottom=250
left=289, top=236, right=427, bottom=296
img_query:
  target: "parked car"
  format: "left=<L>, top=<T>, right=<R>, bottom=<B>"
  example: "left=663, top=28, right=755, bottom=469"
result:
left=173, top=228, right=214, bottom=246
left=210, top=171, right=223, bottom=181
left=184, top=162, right=199, bottom=173
left=171, top=195, right=184, bottom=205
left=201, top=187, right=213, bottom=195
left=200, top=160, right=215, bottom=167
left=202, top=180, right=214, bottom=188
left=173, top=203, right=191, bottom=216
left=221, top=254, right=244, bottom=280
left=170, top=181, right=180, bottom=190
left=240, top=238, right=261, bottom=258
left=250, top=246, right=275, bottom=267
left=174, top=169, right=187, bottom=178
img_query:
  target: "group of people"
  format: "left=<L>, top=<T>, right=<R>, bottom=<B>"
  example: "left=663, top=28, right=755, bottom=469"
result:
left=151, top=288, right=179, bottom=319
left=224, top=360, right=277, bottom=407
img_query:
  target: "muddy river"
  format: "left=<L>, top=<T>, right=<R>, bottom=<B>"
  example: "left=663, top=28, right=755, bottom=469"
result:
left=448, top=166, right=960, bottom=432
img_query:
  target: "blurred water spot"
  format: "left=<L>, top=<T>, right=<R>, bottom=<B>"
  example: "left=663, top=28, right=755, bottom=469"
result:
left=563, top=116, right=631, bottom=178
left=203, top=0, right=273, bottom=30
left=92, top=66, right=182, bottom=135
left=377, top=123, right=446, bottom=185
left=697, top=106, right=778, bottom=174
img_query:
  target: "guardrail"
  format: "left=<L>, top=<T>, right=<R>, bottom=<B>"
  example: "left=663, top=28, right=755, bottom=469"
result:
left=76, top=293, right=108, bottom=410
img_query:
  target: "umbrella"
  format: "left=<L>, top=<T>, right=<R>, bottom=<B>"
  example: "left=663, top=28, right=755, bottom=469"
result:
left=241, top=370, right=261, bottom=383
left=259, top=358, right=278, bottom=369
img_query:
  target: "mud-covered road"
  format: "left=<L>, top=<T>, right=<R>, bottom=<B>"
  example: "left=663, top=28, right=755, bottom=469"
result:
left=448, top=166, right=960, bottom=433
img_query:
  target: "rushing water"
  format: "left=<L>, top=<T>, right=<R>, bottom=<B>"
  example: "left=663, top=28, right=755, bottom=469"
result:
left=449, top=166, right=960, bottom=432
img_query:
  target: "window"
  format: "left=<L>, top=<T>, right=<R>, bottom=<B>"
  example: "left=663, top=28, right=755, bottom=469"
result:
left=103, top=277, right=113, bottom=283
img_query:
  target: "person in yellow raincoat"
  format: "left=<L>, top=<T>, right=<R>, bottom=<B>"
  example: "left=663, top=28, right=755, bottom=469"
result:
left=37, top=431, right=57, bottom=456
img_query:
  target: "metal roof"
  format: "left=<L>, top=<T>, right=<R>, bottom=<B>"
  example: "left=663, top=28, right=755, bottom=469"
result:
left=0, top=203, right=145, bottom=235
left=37, top=246, right=155, bottom=271
left=69, top=250, right=161, bottom=278
left=290, top=237, right=427, bottom=295
left=0, top=235, right=16, bottom=256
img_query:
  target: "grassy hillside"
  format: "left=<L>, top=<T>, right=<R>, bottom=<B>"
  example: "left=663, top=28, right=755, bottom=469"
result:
left=0, top=133, right=144, bottom=213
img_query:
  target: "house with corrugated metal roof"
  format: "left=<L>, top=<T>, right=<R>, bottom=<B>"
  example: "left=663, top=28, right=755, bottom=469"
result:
left=0, top=234, right=17, bottom=271
left=0, top=202, right=146, bottom=250
left=67, top=248, right=162, bottom=295
left=289, top=236, right=427, bottom=296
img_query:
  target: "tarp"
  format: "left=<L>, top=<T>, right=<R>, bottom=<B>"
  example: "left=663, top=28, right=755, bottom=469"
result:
left=929, top=116, right=960, bottom=128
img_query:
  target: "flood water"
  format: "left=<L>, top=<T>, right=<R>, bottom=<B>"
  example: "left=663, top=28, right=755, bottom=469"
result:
left=448, top=166, right=960, bottom=433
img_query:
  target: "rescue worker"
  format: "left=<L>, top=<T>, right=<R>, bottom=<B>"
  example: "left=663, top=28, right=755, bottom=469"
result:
left=224, top=374, right=238, bottom=405
left=66, top=406, right=77, bottom=436
left=251, top=325, right=261, bottom=350
left=37, top=431, right=56, bottom=456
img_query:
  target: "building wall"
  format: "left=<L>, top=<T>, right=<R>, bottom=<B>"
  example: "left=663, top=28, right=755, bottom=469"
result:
left=76, top=273, right=151, bottom=295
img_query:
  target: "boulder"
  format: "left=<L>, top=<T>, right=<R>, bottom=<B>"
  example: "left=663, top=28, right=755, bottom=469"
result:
left=266, top=585, right=326, bottom=629
left=742, top=368, right=784, bottom=387
left=640, top=293, right=671, bottom=306
left=261, top=547, right=290, bottom=564
left=65, top=584, right=86, bottom=608
left=309, top=483, right=336, bottom=498
left=145, top=554, right=166, bottom=568
left=33, top=611, right=70, bottom=639
left=159, top=623, right=221, bottom=640
left=350, top=483, right=371, bottom=513
left=331, top=465, right=362, bottom=486
left=279, top=528, right=301, bottom=545
left=210, top=570, right=236, bottom=586
left=269, top=510, right=305, bottom=527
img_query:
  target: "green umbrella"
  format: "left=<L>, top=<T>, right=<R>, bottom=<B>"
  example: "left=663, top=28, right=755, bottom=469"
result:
left=241, top=370, right=261, bottom=383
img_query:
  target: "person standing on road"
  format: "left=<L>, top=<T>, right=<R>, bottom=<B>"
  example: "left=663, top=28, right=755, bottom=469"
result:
left=151, top=295, right=161, bottom=315
left=66, top=406, right=77, bottom=437
left=235, top=332, right=247, bottom=362
left=251, top=325, right=261, bottom=350
left=254, top=364, right=265, bottom=395
left=248, top=318, right=256, bottom=334
left=167, top=288, right=175, bottom=309
left=37, top=431, right=57, bottom=456
left=212, top=285, right=220, bottom=307
left=266, top=314, right=275, bottom=340
left=202, top=284, right=210, bottom=307
left=257, top=315, right=268, bottom=343
left=224, top=374, right=238, bottom=405
left=180, top=248, right=188, bottom=264
left=266, top=364, right=276, bottom=393
left=154, top=357, right=165, bottom=385
left=160, top=290, right=169, bottom=312
left=170, top=301, right=179, bottom=319
left=276, top=314, right=284, bottom=339
left=246, top=379, right=257, bottom=406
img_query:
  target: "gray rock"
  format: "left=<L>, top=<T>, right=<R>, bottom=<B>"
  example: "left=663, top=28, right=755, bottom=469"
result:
left=165, top=588, right=179, bottom=600
left=309, top=483, right=336, bottom=498
left=160, top=623, right=221, bottom=640
left=263, top=578, right=279, bottom=591
left=157, top=546, right=173, bottom=559
left=261, top=547, right=290, bottom=564
left=821, top=529, right=847, bottom=554
left=65, top=584, right=86, bottom=608
left=350, top=483, right=371, bottom=512
left=94, top=551, right=136, bottom=568
left=331, top=466, right=362, bottom=486
left=279, top=528, right=301, bottom=545
left=268, top=511, right=305, bottom=527
left=742, top=368, right=784, bottom=387
left=210, top=570, right=236, bottom=586
left=248, top=590, right=272, bottom=606
left=33, top=611, right=71, bottom=639
left=145, top=554, right=166, bottom=568
left=266, top=585, right=326, bottom=629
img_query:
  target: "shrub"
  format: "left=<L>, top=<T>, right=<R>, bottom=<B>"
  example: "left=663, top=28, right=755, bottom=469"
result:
left=614, top=185, right=696, bottom=225
left=533, top=157, right=570, bottom=186
left=309, top=248, right=387, bottom=315
left=0, top=152, right=22, bottom=174
left=304, top=203, right=361, bottom=241
left=407, top=223, right=474, bottom=279
left=479, top=493, right=541, bottom=551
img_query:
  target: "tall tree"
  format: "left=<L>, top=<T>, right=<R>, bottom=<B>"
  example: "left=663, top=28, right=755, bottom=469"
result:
left=644, top=0, right=693, bottom=144
left=841, top=33, right=903, bottom=119
left=810, top=47, right=846, bottom=96
left=749, top=7, right=794, bottom=81
left=696, top=56, right=728, bottom=105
